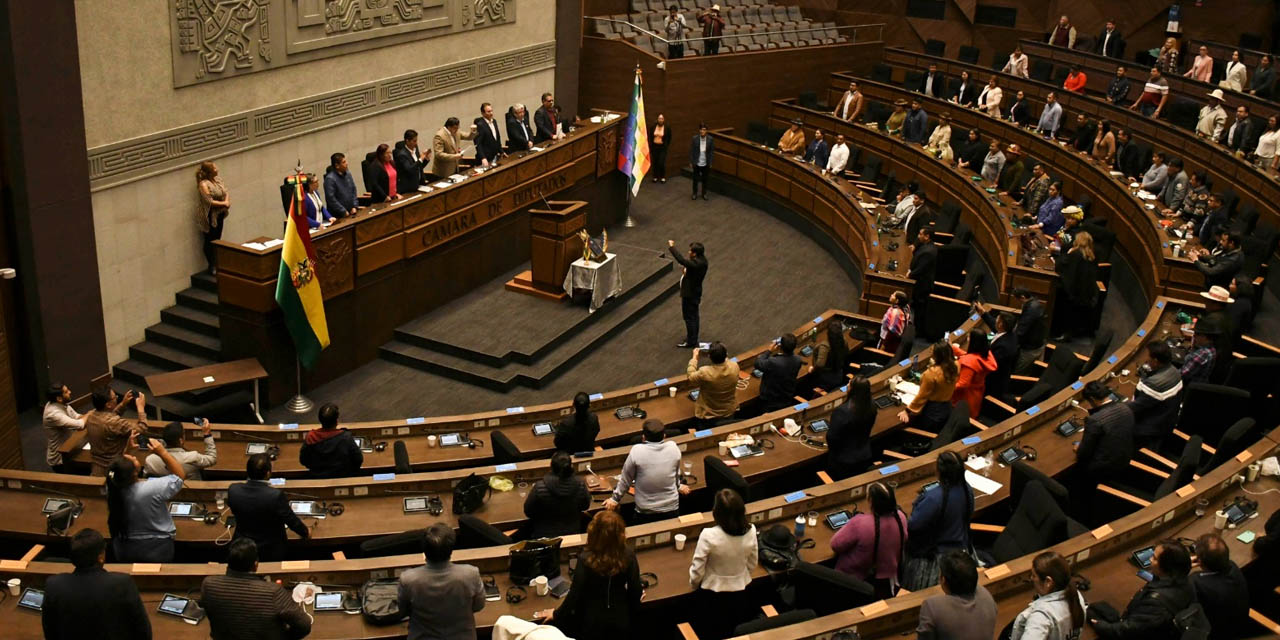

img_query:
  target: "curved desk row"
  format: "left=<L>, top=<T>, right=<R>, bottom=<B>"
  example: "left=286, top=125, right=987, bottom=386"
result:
left=882, top=47, right=1280, bottom=255
left=827, top=74, right=1195, bottom=303
left=761, top=101, right=1057, bottom=316
left=0, top=295, right=1207, bottom=638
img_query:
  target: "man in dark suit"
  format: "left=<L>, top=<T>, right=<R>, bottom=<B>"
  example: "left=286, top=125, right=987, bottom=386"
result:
left=755, top=333, right=805, bottom=414
left=918, top=63, right=945, bottom=99
left=533, top=92, right=562, bottom=143
left=472, top=102, right=503, bottom=166
left=689, top=123, right=714, bottom=200
left=505, top=103, right=534, bottom=153
left=984, top=312, right=1019, bottom=402
left=1219, top=105, right=1257, bottom=155
left=392, top=129, right=429, bottom=195
left=980, top=289, right=1046, bottom=373
left=1071, top=381, right=1135, bottom=504
left=227, top=454, right=310, bottom=561
left=803, top=128, right=829, bottom=167
left=1195, top=232, right=1244, bottom=288
left=669, top=239, right=708, bottom=348
left=1192, top=533, right=1250, bottom=640
left=42, top=528, right=151, bottom=640
left=1095, top=20, right=1124, bottom=58
left=1113, top=129, right=1145, bottom=180
left=908, top=227, right=938, bottom=339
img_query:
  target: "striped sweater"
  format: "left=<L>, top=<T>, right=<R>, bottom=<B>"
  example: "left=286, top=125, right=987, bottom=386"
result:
left=199, top=570, right=312, bottom=640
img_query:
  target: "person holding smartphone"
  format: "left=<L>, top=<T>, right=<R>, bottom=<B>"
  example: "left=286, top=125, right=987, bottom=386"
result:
left=85, top=387, right=147, bottom=477
left=105, top=438, right=186, bottom=562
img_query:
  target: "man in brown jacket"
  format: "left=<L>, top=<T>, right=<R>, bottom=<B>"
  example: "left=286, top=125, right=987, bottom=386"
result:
left=687, top=342, right=740, bottom=427
left=85, top=387, right=146, bottom=476
left=429, top=117, right=477, bottom=178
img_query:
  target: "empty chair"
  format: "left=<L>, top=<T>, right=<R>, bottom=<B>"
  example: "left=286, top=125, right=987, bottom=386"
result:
left=1223, top=357, right=1280, bottom=420
left=924, top=39, right=945, bottom=57
left=935, top=245, right=969, bottom=287
left=1031, top=59, right=1053, bottom=82
left=770, top=29, right=794, bottom=48
left=704, top=456, right=750, bottom=502
left=771, top=6, right=791, bottom=25
left=358, top=529, right=430, bottom=558
left=1050, top=65, right=1070, bottom=86
left=903, top=70, right=923, bottom=89
left=935, top=201, right=961, bottom=234
left=629, top=0, right=647, bottom=14
left=1154, top=437, right=1204, bottom=499
left=1197, top=418, right=1257, bottom=475
left=743, top=6, right=762, bottom=24
left=872, top=63, right=892, bottom=84
left=733, top=610, right=817, bottom=636
left=611, top=15, right=634, bottom=37
left=990, top=480, right=1072, bottom=563
left=826, top=26, right=848, bottom=44
left=1240, top=33, right=1263, bottom=50
left=457, top=514, right=514, bottom=549
left=727, top=7, right=746, bottom=24
left=785, top=6, right=804, bottom=22
left=393, top=440, right=412, bottom=475
left=695, top=0, right=712, bottom=7
left=789, top=562, right=876, bottom=615
left=647, top=0, right=666, bottom=11
left=958, top=45, right=979, bottom=64
left=797, top=90, right=819, bottom=110
left=1083, top=330, right=1114, bottom=374
left=1172, top=383, right=1250, bottom=450
left=1010, top=461, right=1072, bottom=515
left=859, top=155, right=882, bottom=183
left=752, top=33, right=774, bottom=50
left=491, top=430, right=521, bottom=465
left=1016, top=346, right=1084, bottom=410
left=646, top=14, right=663, bottom=32
left=929, top=401, right=971, bottom=450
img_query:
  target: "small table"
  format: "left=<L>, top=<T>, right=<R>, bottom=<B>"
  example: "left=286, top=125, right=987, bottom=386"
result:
left=562, top=252, right=623, bottom=312
left=144, top=358, right=269, bottom=423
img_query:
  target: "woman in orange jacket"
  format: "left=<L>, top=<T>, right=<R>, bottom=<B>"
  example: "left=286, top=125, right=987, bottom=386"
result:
left=952, top=332, right=997, bottom=419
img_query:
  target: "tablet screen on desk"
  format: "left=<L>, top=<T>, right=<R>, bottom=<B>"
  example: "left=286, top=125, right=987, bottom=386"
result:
left=440, top=434, right=462, bottom=447
left=353, top=437, right=372, bottom=452
left=808, top=419, right=829, bottom=433
left=158, top=595, right=189, bottom=616
left=532, top=423, right=553, bottom=436
left=314, top=592, right=344, bottom=611
left=290, top=501, right=321, bottom=516
left=169, top=503, right=194, bottom=516
left=246, top=443, right=269, bottom=455
left=41, top=498, right=72, bottom=514
left=17, top=588, right=43, bottom=611
left=404, top=497, right=427, bottom=512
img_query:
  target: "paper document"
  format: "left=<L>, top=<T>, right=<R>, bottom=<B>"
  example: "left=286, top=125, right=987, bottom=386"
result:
left=263, top=238, right=283, bottom=248
left=964, top=470, right=1003, bottom=496
left=448, top=174, right=467, bottom=183
left=965, top=456, right=990, bottom=472
left=432, top=181, right=452, bottom=189
left=530, top=146, right=544, bottom=152
left=242, top=242, right=267, bottom=250
left=417, top=186, right=434, bottom=193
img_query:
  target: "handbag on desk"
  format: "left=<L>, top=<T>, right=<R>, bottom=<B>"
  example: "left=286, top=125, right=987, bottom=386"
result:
left=509, top=537, right=563, bottom=585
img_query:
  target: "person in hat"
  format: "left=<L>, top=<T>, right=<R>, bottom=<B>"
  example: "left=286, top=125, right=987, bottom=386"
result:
left=1181, top=315, right=1220, bottom=384
left=1199, top=285, right=1238, bottom=376
left=997, top=143, right=1025, bottom=198
left=777, top=120, right=806, bottom=155
left=1054, top=205, right=1084, bottom=252
left=925, top=114, right=953, bottom=162
left=833, top=80, right=864, bottom=122
left=886, top=99, right=908, bottom=137
left=697, top=5, right=725, bottom=56
left=1197, top=90, right=1228, bottom=139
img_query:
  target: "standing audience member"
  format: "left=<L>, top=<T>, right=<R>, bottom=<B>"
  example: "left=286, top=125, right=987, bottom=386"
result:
left=981, top=140, right=1006, bottom=184
left=299, top=403, right=363, bottom=478
left=906, top=453, right=972, bottom=586
left=908, top=228, right=938, bottom=337
left=896, top=342, right=958, bottom=433
left=1093, top=120, right=1116, bottom=165
left=398, top=524, right=486, bottom=640
left=1071, top=381, right=1135, bottom=504
left=41, top=528, right=151, bottom=640
left=1003, top=46, right=1029, bottom=78
left=106, top=440, right=185, bottom=562
left=756, top=333, right=805, bottom=414
left=1156, top=37, right=1180, bottom=75
left=393, top=129, right=429, bottom=194
left=227, top=454, right=310, bottom=562
left=196, top=161, right=231, bottom=274
left=1250, top=54, right=1275, bottom=99
left=534, top=92, right=564, bottom=142
left=690, top=123, right=714, bottom=200
left=1126, top=342, right=1183, bottom=449
left=952, top=332, right=996, bottom=419
left=1184, top=45, right=1214, bottom=82
left=555, top=392, right=600, bottom=454
left=505, top=104, right=534, bottom=153
left=43, top=381, right=83, bottom=473
left=688, top=489, right=758, bottom=639
left=915, top=551, right=995, bottom=640
left=86, top=387, right=146, bottom=477
left=1007, top=552, right=1085, bottom=640
left=996, top=144, right=1025, bottom=198
left=1037, top=92, right=1063, bottom=139
left=430, top=117, right=477, bottom=177
left=919, top=63, right=946, bottom=99
left=664, top=7, right=687, bottom=59
left=925, top=114, right=952, bottom=157
left=810, top=320, right=849, bottom=392
left=1130, top=67, right=1170, bottom=118
left=1096, top=20, right=1124, bottom=58
left=697, top=5, right=725, bottom=55
left=200, top=538, right=312, bottom=640
left=1181, top=319, right=1220, bottom=384
left=1054, top=229, right=1099, bottom=340
left=1114, top=129, right=1145, bottom=179
left=368, top=143, right=399, bottom=203
left=1221, top=50, right=1248, bottom=92
left=804, top=128, right=829, bottom=167
left=473, top=102, right=504, bottom=166
left=978, top=76, right=1002, bottom=117
left=649, top=114, right=671, bottom=182
left=878, top=291, right=911, bottom=354
left=985, top=312, right=1019, bottom=401
left=825, top=377, right=876, bottom=480
left=524, top=451, right=592, bottom=539
left=1106, top=66, right=1132, bottom=104
left=1198, top=90, right=1229, bottom=140
left=1191, top=533, right=1251, bottom=640
left=886, top=99, right=908, bottom=136
left=1030, top=181, right=1066, bottom=235
left=301, top=174, right=333, bottom=229
left=1254, top=115, right=1280, bottom=172
left=904, top=99, right=929, bottom=144
left=1048, top=15, right=1075, bottom=49
left=956, top=130, right=986, bottom=172
left=826, top=133, right=851, bottom=175
left=686, top=343, right=740, bottom=427
left=833, top=80, right=864, bottom=122
left=831, top=482, right=907, bottom=599
left=143, top=420, right=217, bottom=480
left=1087, top=541, right=1196, bottom=638
left=979, top=290, right=1046, bottom=373
left=1221, top=105, right=1257, bottom=156
left=1008, top=90, right=1032, bottom=126
left=323, top=153, right=359, bottom=218
left=1070, top=114, right=1096, bottom=154
left=669, top=239, right=708, bottom=348
left=541, top=511, right=643, bottom=639
left=605, top=419, right=689, bottom=524
left=951, top=71, right=976, bottom=108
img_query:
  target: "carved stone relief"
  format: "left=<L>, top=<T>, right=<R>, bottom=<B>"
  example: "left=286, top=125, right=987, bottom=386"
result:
left=170, top=0, right=515, bottom=87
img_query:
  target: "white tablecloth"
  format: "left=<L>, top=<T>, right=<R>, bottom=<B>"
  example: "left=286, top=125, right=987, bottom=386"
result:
left=562, top=252, right=622, bottom=311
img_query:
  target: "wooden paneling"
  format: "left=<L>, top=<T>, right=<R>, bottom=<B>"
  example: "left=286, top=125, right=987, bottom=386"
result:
left=0, top=292, right=20, bottom=469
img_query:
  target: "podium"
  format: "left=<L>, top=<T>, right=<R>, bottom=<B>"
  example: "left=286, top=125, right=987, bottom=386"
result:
left=505, top=201, right=587, bottom=301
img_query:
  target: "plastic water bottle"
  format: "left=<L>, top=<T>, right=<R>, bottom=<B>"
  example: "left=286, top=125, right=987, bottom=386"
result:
left=983, top=450, right=995, bottom=478
left=794, top=515, right=806, bottom=537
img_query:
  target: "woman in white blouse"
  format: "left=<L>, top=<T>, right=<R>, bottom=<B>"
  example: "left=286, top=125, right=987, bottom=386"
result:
left=1254, top=115, right=1280, bottom=173
left=1003, top=45, right=1029, bottom=78
left=977, top=76, right=1003, bottom=117
left=689, top=489, right=758, bottom=639
left=925, top=114, right=952, bottom=153
left=1221, top=50, right=1249, bottom=92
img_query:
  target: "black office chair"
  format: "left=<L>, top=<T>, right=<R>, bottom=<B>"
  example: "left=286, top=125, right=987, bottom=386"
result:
left=789, top=562, right=875, bottom=614
left=1197, top=418, right=1257, bottom=475
left=358, top=529, right=428, bottom=558
left=491, top=431, right=522, bottom=465
left=1030, top=60, right=1053, bottom=82
left=1239, top=33, right=1263, bottom=50
left=955, top=267, right=984, bottom=302
left=1010, top=460, right=1073, bottom=517
left=935, top=245, right=970, bottom=287
left=704, top=455, right=749, bottom=502
left=1223, top=357, right=1280, bottom=421
left=935, top=201, right=961, bottom=235
left=904, top=70, right=923, bottom=90
left=733, top=610, right=817, bottom=636
left=1083, top=330, right=1114, bottom=374
left=798, top=91, right=820, bottom=110
left=990, top=480, right=1072, bottom=563
left=958, top=45, right=980, bottom=64
left=929, top=401, right=971, bottom=450
left=871, top=63, right=892, bottom=84
left=1171, top=383, right=1250, bottom=453
left=950, top=222, right=973, bottom=247
left=924, top=39, right=945, bottom=57
left=393, top=440, right=412, bottom=475
left=1154, top=437, right=1204, bottom=499
left=457, top=514, right=514, bottom=549
left=892, top=321, right=917, bottom=363
left=1050, top=65, right=1070, bottom=86
left=1015, top=346, right=1084, bottom=409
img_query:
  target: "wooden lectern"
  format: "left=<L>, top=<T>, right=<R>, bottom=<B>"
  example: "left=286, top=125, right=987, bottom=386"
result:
left=505, top=200, right=587, bottom=301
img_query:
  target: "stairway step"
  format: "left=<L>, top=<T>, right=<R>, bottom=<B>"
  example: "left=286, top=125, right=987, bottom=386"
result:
left=175, top=287, right=219, bottom=314
left=129, top=341, right=216, bottom=371
left=160, top=305, right=219, bottom=338
left=190, top=271, right=218, bottom=293
left=144, top=323, right=222, bottom=360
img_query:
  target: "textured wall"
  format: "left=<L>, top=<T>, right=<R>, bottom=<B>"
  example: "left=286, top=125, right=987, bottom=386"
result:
left=76, top=0, right=557, bottom=364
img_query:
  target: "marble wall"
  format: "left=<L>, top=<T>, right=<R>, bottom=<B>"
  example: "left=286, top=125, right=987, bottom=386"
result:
left=75, top=0, right=557, bottom=363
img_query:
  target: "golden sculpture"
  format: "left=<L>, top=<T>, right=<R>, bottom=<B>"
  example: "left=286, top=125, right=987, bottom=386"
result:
left=578, top=228, right=608, bottom=262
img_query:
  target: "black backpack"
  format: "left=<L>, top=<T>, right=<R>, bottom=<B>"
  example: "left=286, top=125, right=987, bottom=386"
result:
left=757, top=524, right=814, bottom=571
left=453, top=473, right=491, bottom=515
left=360, top=578, right=403, bottom=625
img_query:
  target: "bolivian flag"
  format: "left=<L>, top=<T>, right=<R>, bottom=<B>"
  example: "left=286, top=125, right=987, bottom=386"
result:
left=275, top=174, right=330, bottom=368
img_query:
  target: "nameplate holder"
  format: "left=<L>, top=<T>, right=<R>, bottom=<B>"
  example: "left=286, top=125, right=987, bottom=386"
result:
left=961, top=436, right=981, bottom=445
left=373, top=473, right=396, bottom=481
left=859, top=600, right=889, bottom=616
left=678, top=513, right=704, bottom=524
left=132, top=563, right=162, bottom=573
left=984, top=564, right=1010, bottom=579
left=1091, top=524, right=1113, bottom=539
left=269, top=478, right=286, bottom=486
left=1107, top=355, right=1118, bottom=364
left=495, top=463, right=517, bottom=473
left=0, top=559, right=28, bottom=570
left=694, top=429, right=714, bottom=438
left=1071, top=381, right=1084, bottom=391
left=589, top=393, right=604, bottom=401
left=1156, top=301, right=1165, bottom=309
left=1137, top=329, right=1147, bottom=337
left=280, top=560, right=311, bottom=570
left=1025, top=406, right=1040, bottom=416
left=971, top=313, right=980, bottom=321
left=405, top=417, right=426, bottom=425
left=898, top=359, right=912, bottom=367
left=879, top=465, right=900, bottom=475
left=783, top=491, right=807, bottom=503
left=793, top=402, right=810, bottom=411
left=506, top=406, right=525, bottom=414
left=813, top=316, right=823, bottom=324
left=278, top=423, right=299, bottom=430
left=1175, top=484, right=1197, bottom=498
left=1235, top=450, right=1253, bottom=462
left=654, top=378, right=670, bottom=386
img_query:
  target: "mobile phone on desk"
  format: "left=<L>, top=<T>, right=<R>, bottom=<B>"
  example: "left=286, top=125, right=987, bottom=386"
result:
left=1136, top=570, right=1154, bottom=582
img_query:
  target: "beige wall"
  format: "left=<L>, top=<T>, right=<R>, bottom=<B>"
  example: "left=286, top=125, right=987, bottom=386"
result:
left=76, top=0, right=557, bottom=364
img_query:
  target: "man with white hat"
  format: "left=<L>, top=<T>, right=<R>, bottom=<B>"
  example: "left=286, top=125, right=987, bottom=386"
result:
left=697, top=5, right=725, bottom=56
left=1198, top=285, right=1238, bottom=377
left=1197, top=90, right=1228, bottom=140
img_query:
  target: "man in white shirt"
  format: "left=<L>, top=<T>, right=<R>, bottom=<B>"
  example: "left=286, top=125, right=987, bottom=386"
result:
left=43, top=382, right=84, bottom=473
left=144, top=420, right=218, bottom=480
left=825, top=134, right=850, bottom=175
left=833, top=81, right=863, bottom=122
left=886, top=183, right=920, bottom=228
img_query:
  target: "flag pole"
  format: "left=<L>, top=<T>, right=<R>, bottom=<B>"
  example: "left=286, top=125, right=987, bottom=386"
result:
left=624, top=190, right=636, bottom=228
left=285, top=357, right=314, bottom=413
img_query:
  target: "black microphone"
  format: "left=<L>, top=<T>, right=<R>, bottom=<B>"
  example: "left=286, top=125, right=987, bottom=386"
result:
left=394, top=440, right=412, bottom=475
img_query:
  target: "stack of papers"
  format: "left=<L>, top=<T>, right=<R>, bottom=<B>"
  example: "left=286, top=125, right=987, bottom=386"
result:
left=242, top=241, right=268, bottom=250
left=416, top=185, right=434, bottom=193
left=965, top=455, right=990, bottom=472
left=448, top=174, right=467, bottom=183
left=263, top=239, right=283, bottom=248
left=529, top=146, right=544, bottom=152
left=964, top=470, right=1003, bottom=496
left=432, top=181, right=452, bottom=189
left=893, top=380, right=920, bottom=407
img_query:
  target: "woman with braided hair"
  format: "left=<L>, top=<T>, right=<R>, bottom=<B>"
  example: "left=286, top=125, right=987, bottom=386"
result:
left=831, top=482, right=908, bottom=599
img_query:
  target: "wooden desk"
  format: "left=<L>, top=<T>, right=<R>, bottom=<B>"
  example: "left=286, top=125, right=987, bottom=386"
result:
left=145, top=358, right=267, bottom=423
left=212, top=114, right=626, bottom=403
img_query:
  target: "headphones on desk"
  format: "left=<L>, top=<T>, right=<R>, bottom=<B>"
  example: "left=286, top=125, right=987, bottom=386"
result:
left=506, top=585, right=527, bottom=603
left=374, top=441, right=388, bottom=453
left=1022, top=444, right=1038, bottom=462
left=639, top=572, right=659, bottom=590
left=327, top=502, right=345, bottom=517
